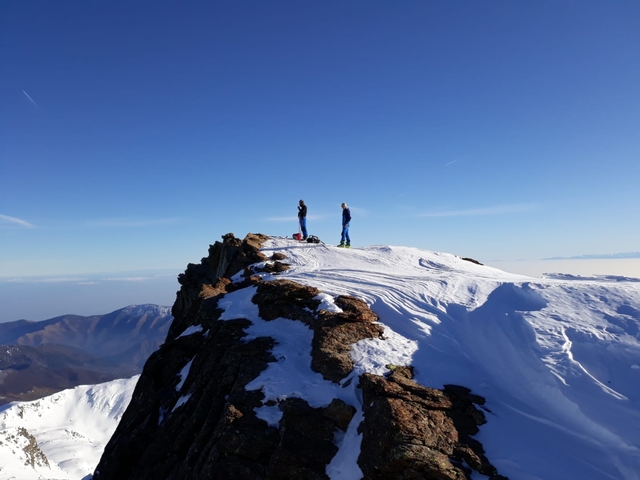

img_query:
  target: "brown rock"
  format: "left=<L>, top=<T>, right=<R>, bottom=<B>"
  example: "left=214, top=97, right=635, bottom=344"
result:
left=252, top=279, right=321, bottom=323
left=323, top=398, right=357, bottom=432
left=357, top=369, right=505, bottom=480
left=94, top=233, right=507, bottom=480
left=311, top=303, right=384, bottom=383
left=253, top=261, right=290, bottom=274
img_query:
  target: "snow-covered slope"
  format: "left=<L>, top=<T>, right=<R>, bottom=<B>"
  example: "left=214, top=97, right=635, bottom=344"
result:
left=5, top=237, right=640, bottom=480
left=248, top=237, right=640, bottom=480
left=0, top=376, right=138, bottom=479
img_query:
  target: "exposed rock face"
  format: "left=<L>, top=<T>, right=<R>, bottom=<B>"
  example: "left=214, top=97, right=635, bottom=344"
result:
left=358, top=368, right=505, bottom=479
left=312, top=296, right=384, bottom=383
left=94, top=233, right=507, bottom=480
left=0, top=426, right=50, bottom=469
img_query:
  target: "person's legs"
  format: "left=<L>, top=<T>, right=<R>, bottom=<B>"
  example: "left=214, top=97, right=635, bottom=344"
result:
left=300, top=217, right=308, bottom=239
left=345, top=227, right=350, bottom=245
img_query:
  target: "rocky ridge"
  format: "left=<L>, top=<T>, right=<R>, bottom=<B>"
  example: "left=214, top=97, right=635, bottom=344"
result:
left=93, top=233, right=507, bottom=480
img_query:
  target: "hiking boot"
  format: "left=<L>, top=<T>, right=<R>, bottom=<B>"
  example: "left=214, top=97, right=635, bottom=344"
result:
left=345, top=244, right=351, bottom=248
left=302, top=236, right=308, bottom=241
left=337, top=242, right=345, bottom=247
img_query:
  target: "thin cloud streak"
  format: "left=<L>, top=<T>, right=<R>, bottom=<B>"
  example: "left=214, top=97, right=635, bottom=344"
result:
left=0, top=269, right=178, bottom=284
left=0, top=214, right=35, bottom=228
left=418, top=203, right=540, bottom=218
left=5, top=276, right=88, bottom=284
left=445, top=155, right=465, bottom=166
left=106, top=277, right=152, bottom=282
left=22, top=90, right=39, bottom=108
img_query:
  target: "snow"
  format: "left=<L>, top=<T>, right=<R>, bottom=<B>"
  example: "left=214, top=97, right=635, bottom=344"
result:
left=176, top=325, right=203, bottom=338
left=0, top=376, right=138, bottom=479
left=4, top=236, right=640, bottom=479
left=175, top=359, right=193, bottom=391
left=171, top=394, right=191, bottom=412
left=230, top=237, right=640, bottom=480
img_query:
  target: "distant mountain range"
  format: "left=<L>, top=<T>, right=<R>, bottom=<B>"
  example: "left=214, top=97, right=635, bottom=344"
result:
left=543, top=252, right=640, bottom=260
left=0, top=304, right=172, bottom=405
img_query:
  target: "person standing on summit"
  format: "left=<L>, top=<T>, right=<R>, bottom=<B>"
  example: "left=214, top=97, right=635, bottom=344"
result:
left=338, top=202, right=351, bottom=248
left=298, top=200, right=308, bottom=240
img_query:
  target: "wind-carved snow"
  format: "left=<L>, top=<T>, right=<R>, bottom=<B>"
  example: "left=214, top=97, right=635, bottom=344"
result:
left=254, top=237, right=640, bottom=480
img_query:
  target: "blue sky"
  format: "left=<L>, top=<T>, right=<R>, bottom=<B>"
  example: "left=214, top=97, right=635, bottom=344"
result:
left=1, top=1, right=639, bottom=319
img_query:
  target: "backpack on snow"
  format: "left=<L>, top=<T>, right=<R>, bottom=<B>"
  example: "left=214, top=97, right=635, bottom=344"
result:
left=306, top=235, right=321, bottom=244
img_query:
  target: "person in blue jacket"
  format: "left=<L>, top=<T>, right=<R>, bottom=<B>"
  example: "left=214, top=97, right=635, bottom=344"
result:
left=338, top=202, right=351, bottom=248
left=298, top=200, right=308, bottom=240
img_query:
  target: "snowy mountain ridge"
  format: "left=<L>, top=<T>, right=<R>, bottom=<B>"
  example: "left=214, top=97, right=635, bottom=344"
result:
left=94, top=235, right=640, bottom=480
left=3, top=234, right=640, bottom=479
left=116, top=304, right=172, bottom=317
left=0, top=376, right=138, bottom=479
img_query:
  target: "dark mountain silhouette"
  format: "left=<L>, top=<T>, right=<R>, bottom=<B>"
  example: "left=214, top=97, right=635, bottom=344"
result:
left=0, top=305, right=172, bottom=405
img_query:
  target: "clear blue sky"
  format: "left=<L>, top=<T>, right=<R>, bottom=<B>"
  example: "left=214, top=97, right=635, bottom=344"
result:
left=2, top=0, right=639, bottom=284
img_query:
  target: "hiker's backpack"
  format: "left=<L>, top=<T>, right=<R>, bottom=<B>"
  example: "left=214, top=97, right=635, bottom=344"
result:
left=306, top=235, right=321, bottom=244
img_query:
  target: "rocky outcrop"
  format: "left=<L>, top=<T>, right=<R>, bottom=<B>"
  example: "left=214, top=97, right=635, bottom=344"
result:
left=312, top=295, right=384, bottom=383
left=359, top=368, right=505, bottom=479
left=94, top=233, right=507, bottom=480
left=460, top=257, right=483, bottom=266
left=0, top=426, right=50, bottom=469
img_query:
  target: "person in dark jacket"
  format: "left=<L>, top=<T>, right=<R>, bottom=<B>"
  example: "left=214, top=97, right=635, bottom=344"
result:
left=338, top=202, right=351, bottom=248
left=298, top=200, right=308, bottom=240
